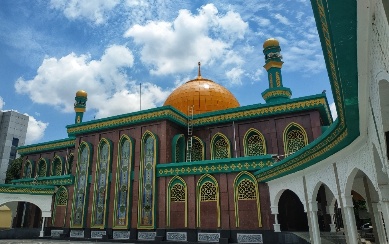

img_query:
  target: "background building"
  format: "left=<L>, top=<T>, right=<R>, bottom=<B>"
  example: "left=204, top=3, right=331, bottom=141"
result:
left=0, top=110, right=28, bottom=183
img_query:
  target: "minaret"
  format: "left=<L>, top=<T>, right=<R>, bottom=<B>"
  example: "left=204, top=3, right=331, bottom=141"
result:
left=261, top=38, right=292, bottom=103
left=74, top=90, right=87, bottom=124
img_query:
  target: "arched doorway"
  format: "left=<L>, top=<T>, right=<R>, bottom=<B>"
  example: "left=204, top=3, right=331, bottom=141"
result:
left=0, top=201, right=44, bottom=228
left=343, top=168, right=386, bottom=243
left=278, top=190, right=308, bottom=231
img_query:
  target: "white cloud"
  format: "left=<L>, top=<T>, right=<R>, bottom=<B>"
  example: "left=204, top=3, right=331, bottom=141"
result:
left=50, top=0, right=120, bottom=24
left=330, top=102, right=338, bottom=120
left=24, top=114, right=48, bottom=145
left=0, top=96, right=4, bottom=110
left=273, top=13, right=291, bottom=25
left=253, top=16, right=271, bottom=27
left=226, top=67, right=244, bottom=85
left=15, top=45, right=171, bottom=119
left=124, top=4, right=248, bottom=77
left=92, top=83, right=172, bottom=118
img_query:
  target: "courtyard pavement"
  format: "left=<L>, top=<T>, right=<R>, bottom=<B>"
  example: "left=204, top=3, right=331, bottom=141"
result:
left=0, top=240, right=136, bottom=244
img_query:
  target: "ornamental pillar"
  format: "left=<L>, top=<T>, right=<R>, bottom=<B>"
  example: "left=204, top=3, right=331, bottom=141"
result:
left=326, top=206, right=336, bottom=232
left=308, top=201, right=321, bottom=244
left=271, top=206, right=280, bottom=232
left=372, top=202, right=387, bottom=244
left=39, top=217, right=45, bottom=237
left=341, top=195, right=359, bottom=244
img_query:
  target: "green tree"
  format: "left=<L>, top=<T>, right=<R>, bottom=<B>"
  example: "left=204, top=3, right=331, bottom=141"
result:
left=5, top=157, right=23, bottom=183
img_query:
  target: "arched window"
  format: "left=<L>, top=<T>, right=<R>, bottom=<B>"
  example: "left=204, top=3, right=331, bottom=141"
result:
left=52, top=186, right=68, bottom=227
left=211, top=133, right=230, bottom=160
left=196, top=174, right=220, bottom=228
left=166, top=176, right=187, bottom=227
left=114, top=135, right=134, bottom=228
left=56, top=186, right=68, bottom=206
left=92, top=138, right=112, bottom=227
left=37, top=158, right=47, bottom=177
left=190, top=136, right=205, bottom=162
left=283, top=123, right=308, bottom=157
left=52, top=156, right=63, bottom=176
left=71, top=141, right=93, bottom=227
left=138, top=131, right=158, bottom=229
left=234, top=172, right=261, bottom=228
left=237, top=179, right=257, bottom=200
left=243, top=128, right=266, bottom=156
left=172, top=134, right=185, bottom=163
left=24, top=161, right=32, bottom=178
left=200, top=181, right=217, bottom=201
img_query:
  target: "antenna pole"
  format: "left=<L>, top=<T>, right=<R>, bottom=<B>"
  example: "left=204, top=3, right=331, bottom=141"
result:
left=140, top=83, right=142, bottom=111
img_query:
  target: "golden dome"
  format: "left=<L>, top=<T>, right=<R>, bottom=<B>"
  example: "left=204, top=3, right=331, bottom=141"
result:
left=164, top=77, right=240, bottom=115
left=76, top=90, right=88, bottom=97
left=263, top=38, right=280, bottom=49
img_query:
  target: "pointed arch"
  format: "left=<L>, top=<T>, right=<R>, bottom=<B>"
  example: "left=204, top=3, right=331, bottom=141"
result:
left=234, top=171, right=262, bottom=228
left=113, top=134, right=134, bottom=228
left=52, top=186, right=68, bottom=227
left=92, top=138, right=113, bottom=228
left=191, top=136, right=205, bottom=161
left=211, top=133, right=231, bottom=160
left=243, top=128, right=267, bottom=156
left=137, top=130, right=158, bottom=229
left=283, top=122, right=308, bottom=157
left=166, top=176, right=187, bottom=227
left=71, top=141, right=93, bottom=228
left=196, top=174, right=220, bottom=228
left=51, top=155, right=64, bottom=176
left=24, top=160, right=33, bottom=178
left=37, top=158, right=48, bottom=177
left=172, top=134, right=186, bottom=163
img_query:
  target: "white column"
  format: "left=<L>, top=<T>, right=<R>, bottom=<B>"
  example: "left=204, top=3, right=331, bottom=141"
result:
left=379, top=184, right=389, bottom=240
left=39, top=217, right=45, bottom=237
left=380, top=200, right=389, bottom=241
left=326, top=206, right=336, bottom=232
left=341, top=195, right=359, bottom=244
left=308, top=201, right=321, bottom=244
left=372, top=202, right=387, bottom=244
left=271, top=206, right=281, bottom=232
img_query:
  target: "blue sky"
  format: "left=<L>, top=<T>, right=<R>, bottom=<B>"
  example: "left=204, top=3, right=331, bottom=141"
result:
left=0, top=0, right=335, bottom=145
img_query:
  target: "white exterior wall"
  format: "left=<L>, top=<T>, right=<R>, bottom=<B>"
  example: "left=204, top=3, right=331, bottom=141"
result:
left=0, top=111, right=29, bottom=183
left=267, top=1, right=389, bottom=243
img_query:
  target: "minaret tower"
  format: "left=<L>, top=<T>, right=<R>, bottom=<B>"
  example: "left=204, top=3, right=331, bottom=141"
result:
left=261, top=38, right=292, bottom=103
left=74, top=90, right=87, bottom=124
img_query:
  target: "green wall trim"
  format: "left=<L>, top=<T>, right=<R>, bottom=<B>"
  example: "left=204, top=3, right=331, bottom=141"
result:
left=157, top=155, right=273, bottom=177
left=191, top=93, right=332, bottom=125
left=0, top=184, right=56, bottom=195
left=11, top=174, right=74, bottom=186
left=254, top=0, right=359, bottom=182
left=64, top=94, right=331, bottom=138
left=18, top=138, right=75, bottom=156
left=67, top=106, right=188, bottom=137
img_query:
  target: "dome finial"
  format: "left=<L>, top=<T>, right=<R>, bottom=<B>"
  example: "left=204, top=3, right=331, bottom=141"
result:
left=197, top=62, right=202, bottom=79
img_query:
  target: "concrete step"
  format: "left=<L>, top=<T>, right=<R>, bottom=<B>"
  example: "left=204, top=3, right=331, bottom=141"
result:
left=291, top=232, right=348, bottom=244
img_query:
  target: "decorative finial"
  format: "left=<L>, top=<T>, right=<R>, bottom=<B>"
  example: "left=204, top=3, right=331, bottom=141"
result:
left=197, top=62, right=202, bottom=79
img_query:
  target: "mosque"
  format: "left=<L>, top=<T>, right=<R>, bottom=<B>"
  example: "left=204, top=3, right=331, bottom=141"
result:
left=0, top=0, right=388, bottom=243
